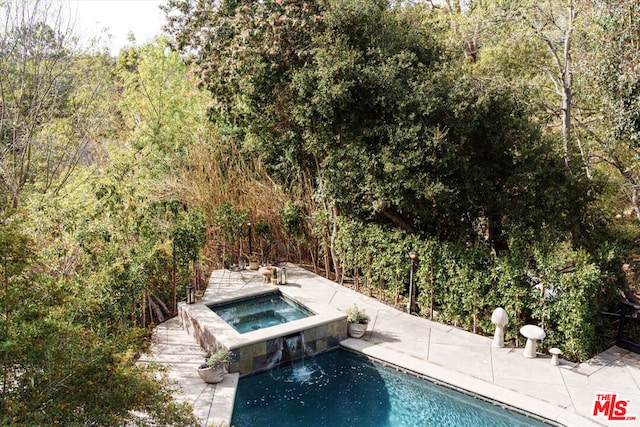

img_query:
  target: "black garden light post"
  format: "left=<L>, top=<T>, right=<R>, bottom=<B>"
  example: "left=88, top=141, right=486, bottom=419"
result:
left=247, top=221, right=253, bottom=256
left=408, top=251, right=417, bottom=314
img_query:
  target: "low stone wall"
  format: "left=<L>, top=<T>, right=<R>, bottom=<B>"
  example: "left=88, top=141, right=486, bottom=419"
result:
left=179, top=304, right=223, bottom=352
left=179, top=300, right=347, bottom=377
left=229, top=319, right=347, bottom=375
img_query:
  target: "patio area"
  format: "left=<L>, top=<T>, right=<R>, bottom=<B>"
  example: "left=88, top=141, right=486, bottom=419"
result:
left=138, top=264, right=640, bottom=427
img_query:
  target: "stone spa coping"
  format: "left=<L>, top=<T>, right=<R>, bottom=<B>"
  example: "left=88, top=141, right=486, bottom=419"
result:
left=179, top=284, right=348, bottom=376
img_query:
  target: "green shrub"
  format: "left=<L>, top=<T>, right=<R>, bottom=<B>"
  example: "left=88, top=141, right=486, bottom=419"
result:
left=331, top=219, right=624, bottom=361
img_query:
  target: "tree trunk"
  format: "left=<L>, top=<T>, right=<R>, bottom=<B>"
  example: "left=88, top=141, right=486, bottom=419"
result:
left=151, top=293, right=171, bottom=317
left=575, top=134, right=592, bottom=179
left=487, top=209, right=508, bottom=255
left=145, top=292, right=151, bottom=327
left=367, top=253, right=373, bottom=296
left=310, top=247, right=318, bottom=274
left=632, top=185, right=640, bottom=222
left=610, top=155, right=640, bottom=223
left=395, top=273, right=400, bottom=306
left=377, top=201, right=415, bottom=233
left=172, top=246, right=177, bottom=314
left=562, top=1, right=575, bottom=166
left=324, top=238, right=330, bottom=279
left=540, top=0, right=576, bottom=167
left=329, top=204, right=341, bottom=281
left=561, top=82, right=572, bottom=165
left=149, top=294, right=165, bottom=324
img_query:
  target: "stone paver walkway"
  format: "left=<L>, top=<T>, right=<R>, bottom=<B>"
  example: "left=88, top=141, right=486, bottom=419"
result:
left=141, top=264, right=640, bottom=427
left=138, top=316, right=238, bottom=426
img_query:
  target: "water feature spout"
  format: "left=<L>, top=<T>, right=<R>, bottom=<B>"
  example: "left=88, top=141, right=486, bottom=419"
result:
left=264, top=332, right=316, bottom=371
left=282, top=332, right=305, bottom=364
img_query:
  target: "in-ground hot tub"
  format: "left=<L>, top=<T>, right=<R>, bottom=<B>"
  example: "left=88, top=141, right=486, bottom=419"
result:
left=179, top=278, right=347, bottom=376
left=209, top=291, right=314, bottom=334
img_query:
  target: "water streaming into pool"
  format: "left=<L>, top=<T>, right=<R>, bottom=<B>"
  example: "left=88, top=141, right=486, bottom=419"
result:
left=232, top=350, right=550, bottom=427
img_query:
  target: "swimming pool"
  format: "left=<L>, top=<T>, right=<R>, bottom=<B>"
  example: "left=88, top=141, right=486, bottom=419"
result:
left=209, top=292, right=314, bottom=334
left=232, top=350, right=550, bottom=426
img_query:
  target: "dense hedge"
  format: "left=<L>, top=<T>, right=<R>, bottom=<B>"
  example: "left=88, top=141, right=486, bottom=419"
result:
left=333, top=218, right=623, bottom=361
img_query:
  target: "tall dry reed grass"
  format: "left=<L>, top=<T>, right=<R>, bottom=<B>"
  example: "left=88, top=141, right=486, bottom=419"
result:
left=161, top=123, right=316, bottom=268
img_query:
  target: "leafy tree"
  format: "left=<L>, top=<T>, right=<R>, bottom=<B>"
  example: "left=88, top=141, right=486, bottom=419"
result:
left=279, top=200, right=305, bottom=261
left=117, top=37, right=208, bottom=172
left=164, top=0, right=324, bottom=185
left=444, top=1, right=605, bottom=175
left=165, top=0, right=591, bottom=255
left=0, top=34, right=221, bottom=423
left=213, top=201, right=250, bottom=263
left=0, top=212, right=196, bottom=426
left=0, top=0, right=115, bottom=209
left=523, top=0, right=580, bottom=166
left=172, top=207, right=207, bottom=295
left=163, top=0, right=629, bottom=360
left=586, top=0, right=640, bottom=223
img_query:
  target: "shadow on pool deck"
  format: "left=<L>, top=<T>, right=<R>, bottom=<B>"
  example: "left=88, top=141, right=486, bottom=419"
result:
left=140, top=264, right=640, bottom=427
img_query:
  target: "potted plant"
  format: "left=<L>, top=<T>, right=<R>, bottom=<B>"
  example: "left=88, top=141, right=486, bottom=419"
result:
left=197, top=347, right=231, bottom=384
left=248, top=254, right=260, bottom=270
left=346, top=304, right=369, bottom=338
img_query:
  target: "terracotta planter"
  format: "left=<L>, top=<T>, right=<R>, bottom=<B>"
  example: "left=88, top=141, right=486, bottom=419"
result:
left=348, top=322, right=367, bottom=338
left=197, top=365, right=225, bottom=384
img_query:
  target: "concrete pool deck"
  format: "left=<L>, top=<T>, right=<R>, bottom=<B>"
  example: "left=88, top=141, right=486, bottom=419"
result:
left=139, top=264, right=640, bottom=427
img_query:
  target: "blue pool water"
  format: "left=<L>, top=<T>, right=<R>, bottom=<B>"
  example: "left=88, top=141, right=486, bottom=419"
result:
left=209, top=292, right=314, bottom=334
left=232, top=350, right=549, bottom=427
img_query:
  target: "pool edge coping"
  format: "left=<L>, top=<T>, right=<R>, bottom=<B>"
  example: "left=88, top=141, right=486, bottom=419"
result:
left=186, top=266, right=613, bottom=427
left=219, top=341, right=588, bottom=427
left=340, top=338, right=601, bottom=427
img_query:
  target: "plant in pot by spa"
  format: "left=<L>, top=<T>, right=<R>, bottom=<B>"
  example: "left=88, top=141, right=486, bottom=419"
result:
left=346, top=304, right=369, bottom=338
left=197, top=347, right=231, bottom=384
left=248, top=253, right=260, bottom=270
